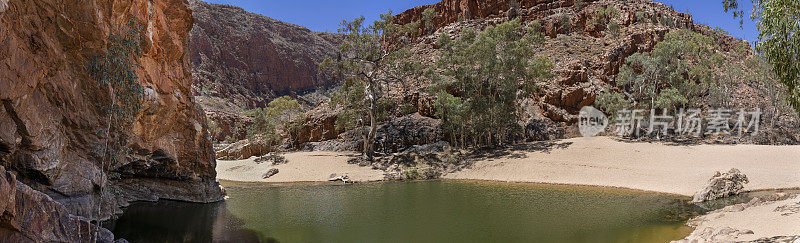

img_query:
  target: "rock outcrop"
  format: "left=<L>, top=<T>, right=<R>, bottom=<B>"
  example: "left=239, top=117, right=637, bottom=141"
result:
left=675, top=193, right=800, bottom=242
left=692, top=168, right=750, bottom=203
left=188, top=0, right=341, bottom=141
left=215, top=137, right=270, bottom=160
left=289, top=103, right=342, bottom=147
left=394, top=0, right=707, bottom=124
left=0, top=166, right=113, bottom=242
left=387, top=0, right=799, bottom=145
left=0, top=0, right=223, bottom=237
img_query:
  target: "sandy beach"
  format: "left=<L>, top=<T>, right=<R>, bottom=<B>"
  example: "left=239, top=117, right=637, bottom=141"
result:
left=446, top=136, right=800, bottom=196
left=218, top=137, right=800, bottom=196
left=216, top=151, right=385, bottom=182
left=675, top=194, right=800, bottom=242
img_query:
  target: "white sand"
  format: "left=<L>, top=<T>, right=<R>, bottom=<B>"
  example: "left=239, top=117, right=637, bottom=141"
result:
left=216, top=151, right=384, bottom=182
left=445, top=136, right=800, bottom=196
left=676, top=195, right=800, bottom=242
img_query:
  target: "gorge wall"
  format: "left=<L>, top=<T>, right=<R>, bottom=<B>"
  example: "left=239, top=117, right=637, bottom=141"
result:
left=393, top=0, right=750, bottom=123
left=188, top=0, right=341, bottom=141
left=1, top=0, right=222, bottom=240
left=290, top=0, right=798, bottom=148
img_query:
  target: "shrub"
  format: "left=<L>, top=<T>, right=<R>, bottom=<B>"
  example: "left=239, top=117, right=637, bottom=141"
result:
left=599, top=29, right=724, bottom=113
left=429, top=19, right=553, bottom=147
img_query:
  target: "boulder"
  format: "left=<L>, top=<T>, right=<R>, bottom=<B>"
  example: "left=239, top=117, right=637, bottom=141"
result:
left=374, top=113, right=443, bottom=153
left=289, top=104, right=341, bottom=146
left=692, top=168, right=749, bottom=203
left=215, top=137, right=271, bottom=160
left=262, top=168, right=279, bottom=179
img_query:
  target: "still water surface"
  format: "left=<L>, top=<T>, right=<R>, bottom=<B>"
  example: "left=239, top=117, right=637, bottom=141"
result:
left=107, top=180, right=697, bottom=242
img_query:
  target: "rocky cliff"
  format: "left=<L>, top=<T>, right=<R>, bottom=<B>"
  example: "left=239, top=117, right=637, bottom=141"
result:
left=289, top=0, right=798, bottom=148
left=1, top=0, right=222, bottom=240
left=188, top=0, right=341, bottom=141
left=396, top=0, right=789, bottom=123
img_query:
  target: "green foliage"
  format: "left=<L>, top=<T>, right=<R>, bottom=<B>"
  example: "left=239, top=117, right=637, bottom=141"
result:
left=725, top=0, right=800, bottom=114
left=596, top=90, right=630, bottom=117
left=558, top=13, right=572, bottom=31
left=321, top=13, right=421, bottom=159
left=246, top=96, right=302, bottom=145
left=588, top=6, right=619, bottom=29
left=714, top=26, right=731, bottom=36
left=422, top=7, right=436, bottom=34
left=600, top=29, right=724, bottom=114
left=608, top=22, right=621, bottom=37
left=575, top=0, right=586, bottom=10
left=86, top=18, right=145, bottom=221
left=659, top=16, right=675, bottom=27
left=429, top=19, right=553, bottom=147
left=635, top=10, right=649, bottom=23
left=88, top=18, right=146, bottom=126
left=208, top=120, right=222, bottom=142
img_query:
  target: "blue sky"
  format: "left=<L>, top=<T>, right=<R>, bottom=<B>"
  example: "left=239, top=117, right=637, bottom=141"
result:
left=204, top=0, right=759, bottom=44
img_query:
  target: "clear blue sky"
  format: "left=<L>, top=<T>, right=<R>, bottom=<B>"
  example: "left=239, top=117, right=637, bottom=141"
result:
left=204, top=0, right=759, bottom=44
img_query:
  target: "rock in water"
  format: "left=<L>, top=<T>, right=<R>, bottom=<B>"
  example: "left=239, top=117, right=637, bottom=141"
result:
left=692, top=168, right=749, bottom=203
left=263, top=168, right=279, bottom=179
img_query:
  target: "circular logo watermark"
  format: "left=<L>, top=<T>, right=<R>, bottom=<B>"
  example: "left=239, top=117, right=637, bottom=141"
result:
left=578, top=106, right=608, bottom=137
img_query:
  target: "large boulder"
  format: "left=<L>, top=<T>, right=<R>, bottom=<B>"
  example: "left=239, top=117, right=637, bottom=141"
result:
left=215, top=138, right=270, bottom=160
left=374, top=113, right=443, bottom=153
left=289, top=103, right=341, bottom=146
left=692, top=168, right=750, bottom=203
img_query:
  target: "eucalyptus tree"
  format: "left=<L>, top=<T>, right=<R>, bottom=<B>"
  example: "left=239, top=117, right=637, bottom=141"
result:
left=321, top=13, right=422, bottom=160
left=430, top=19, right=552, bottom=147
left=596, top=29, right=725, bottom=116
left=723, top=0, right=800, bottom=114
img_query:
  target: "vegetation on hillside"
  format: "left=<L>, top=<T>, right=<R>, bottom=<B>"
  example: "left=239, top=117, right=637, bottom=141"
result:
left=428, top=19, right=553, bottom=147
left=597, top=29, right=725, bottom=115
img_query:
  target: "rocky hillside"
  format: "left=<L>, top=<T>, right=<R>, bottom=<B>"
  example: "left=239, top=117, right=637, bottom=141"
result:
left=396, top=0, right=733, bottom=122
left=188, top=0, right=340, bottom=141
left=287, top=0, right=798, bottom=151
left=1, top=0, right=222, bottom=241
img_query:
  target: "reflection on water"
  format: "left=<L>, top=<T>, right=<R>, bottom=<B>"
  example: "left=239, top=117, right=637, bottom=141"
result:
left=108, top=181, right=699, bottom=243
left=102, top=200, right=265, bottom=242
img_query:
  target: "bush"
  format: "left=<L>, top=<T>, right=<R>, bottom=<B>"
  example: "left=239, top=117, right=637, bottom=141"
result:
left=599, top=29, right=723, bottom=113
left=246, top=96, right=302, bottom=150
left=429, top=19, right=553, bottom=148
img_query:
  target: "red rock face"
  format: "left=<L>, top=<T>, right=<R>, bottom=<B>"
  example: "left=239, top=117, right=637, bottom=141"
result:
left=188, top=0, right=340, bottom=108
left=0, top=166, right=113, bottom=242
left=290, top=103, right=341, bottom=146
left=187, top=0, right=341, bottom=142
left=393, top=0, right=750, bottom=125
left=0, top=0, right=222, bottom=223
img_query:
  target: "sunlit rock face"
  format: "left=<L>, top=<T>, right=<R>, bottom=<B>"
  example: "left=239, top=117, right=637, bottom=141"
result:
left=187, top=0, right=341, bottom=141
left=392, top=0, right=757, bottom=126
left=0, top=0, right=223, bottom=227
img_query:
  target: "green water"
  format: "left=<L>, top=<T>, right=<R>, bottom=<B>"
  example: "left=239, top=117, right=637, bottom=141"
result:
left=107, top=180, right=696, bottom=242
